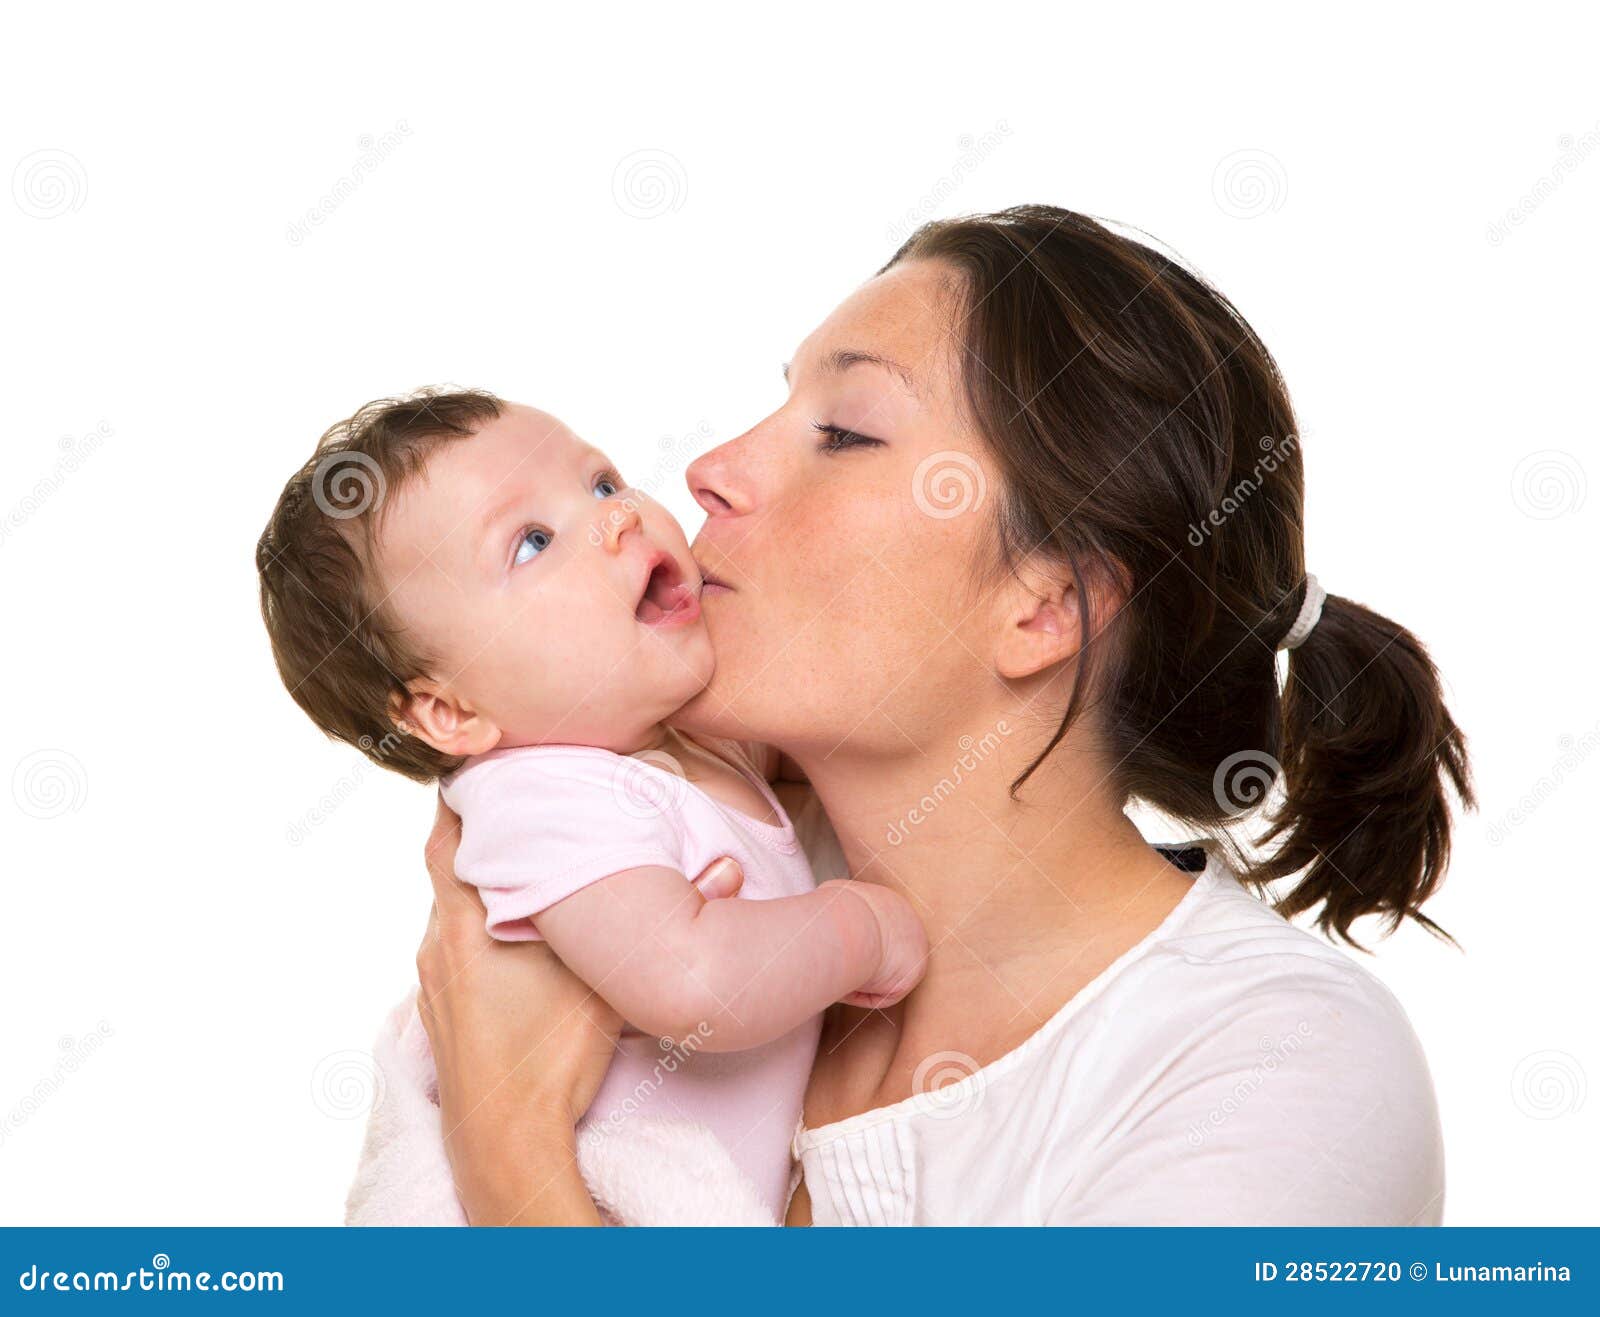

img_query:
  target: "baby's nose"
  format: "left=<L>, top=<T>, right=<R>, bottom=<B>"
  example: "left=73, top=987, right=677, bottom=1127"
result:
left=599, top=500, right=642, bottom=551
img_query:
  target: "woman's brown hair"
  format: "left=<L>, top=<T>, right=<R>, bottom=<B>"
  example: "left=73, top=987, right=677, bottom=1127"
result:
left=889, top=206, right=1473, bottom=944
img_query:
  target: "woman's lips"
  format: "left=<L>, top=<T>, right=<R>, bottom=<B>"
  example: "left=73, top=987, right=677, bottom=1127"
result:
left=694, top=558, right=734, bottom=595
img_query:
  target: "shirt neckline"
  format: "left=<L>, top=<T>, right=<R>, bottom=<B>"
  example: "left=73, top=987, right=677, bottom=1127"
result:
left=675, top=733, right=799, bottom=850
left=794, top=842, right=1224, bottom=1153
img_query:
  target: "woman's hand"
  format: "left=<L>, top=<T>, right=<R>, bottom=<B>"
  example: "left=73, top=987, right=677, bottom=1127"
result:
left=414, top=794, right=743, bottom=1224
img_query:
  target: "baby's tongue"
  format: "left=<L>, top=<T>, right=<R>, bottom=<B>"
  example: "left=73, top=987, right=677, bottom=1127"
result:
left=636, top=562, right=685, bottom=623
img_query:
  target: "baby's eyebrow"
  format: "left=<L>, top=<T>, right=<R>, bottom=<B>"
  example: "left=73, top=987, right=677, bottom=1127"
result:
left=481, top=487, right=529, bottom=529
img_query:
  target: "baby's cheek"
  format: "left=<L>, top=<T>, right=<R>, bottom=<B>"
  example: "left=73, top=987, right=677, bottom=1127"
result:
left=550, top=608, right=631, bottom=682
left=482, top=605, right=583, bottom=707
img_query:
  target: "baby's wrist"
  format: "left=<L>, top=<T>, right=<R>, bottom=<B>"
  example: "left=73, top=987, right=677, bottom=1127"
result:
left=818, top=878, right=888, bottom=977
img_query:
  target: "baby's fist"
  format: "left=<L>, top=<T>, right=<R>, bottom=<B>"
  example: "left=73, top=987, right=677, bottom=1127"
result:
left=822, top=879, right=930, bottom=1009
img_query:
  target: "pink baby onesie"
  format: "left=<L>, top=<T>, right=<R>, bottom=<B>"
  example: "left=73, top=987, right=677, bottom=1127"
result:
left=439, top=740, right=822, bottom=1220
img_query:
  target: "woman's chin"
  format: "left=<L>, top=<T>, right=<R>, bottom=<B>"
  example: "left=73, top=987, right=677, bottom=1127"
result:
left=669, top=664, right=751, bottom=738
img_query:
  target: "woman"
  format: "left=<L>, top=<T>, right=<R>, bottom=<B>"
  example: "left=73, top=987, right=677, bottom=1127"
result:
left=414, top=205, right=1472, bottom=1226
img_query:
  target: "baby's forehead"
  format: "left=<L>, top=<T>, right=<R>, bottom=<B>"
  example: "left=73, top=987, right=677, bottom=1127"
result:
left=374, top=405, right=588, bottom=551
left=465, top=403, right=587, bottom=471
left=414, top=404, right=585, bottom=501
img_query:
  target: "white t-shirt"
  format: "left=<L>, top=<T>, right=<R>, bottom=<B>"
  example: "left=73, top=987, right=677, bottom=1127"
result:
left=786, top=815, right=1445, bottom=1226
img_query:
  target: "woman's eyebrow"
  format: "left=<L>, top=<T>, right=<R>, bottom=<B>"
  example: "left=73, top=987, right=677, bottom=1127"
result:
left=784, top=349, right=919, bottom=398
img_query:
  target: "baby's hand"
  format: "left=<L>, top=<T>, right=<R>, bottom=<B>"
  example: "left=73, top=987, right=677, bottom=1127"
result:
left=820, top=880, right=930, bottom=1009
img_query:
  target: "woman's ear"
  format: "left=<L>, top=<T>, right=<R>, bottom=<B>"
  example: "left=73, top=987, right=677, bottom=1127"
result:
left=390, top=680, right=501, bottom=758
left=994, top=578, right=1081, bottom=680
left=992, top=557, right=1118, bottom=681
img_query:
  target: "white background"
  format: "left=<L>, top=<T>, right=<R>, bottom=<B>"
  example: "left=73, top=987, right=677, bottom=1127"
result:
left=2, top=2, right=1595, bottom=1226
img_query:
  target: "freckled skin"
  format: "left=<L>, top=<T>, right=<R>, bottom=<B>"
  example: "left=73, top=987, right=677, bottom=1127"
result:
left=679, top=263, right=1002, bottom=758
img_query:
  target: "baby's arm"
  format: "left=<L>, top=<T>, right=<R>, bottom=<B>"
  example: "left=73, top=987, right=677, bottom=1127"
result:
left=533, top=866, right=926, bottom=1052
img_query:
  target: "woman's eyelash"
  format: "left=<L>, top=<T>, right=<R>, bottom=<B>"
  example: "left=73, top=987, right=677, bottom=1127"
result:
left=812, top=422, right=884, bottom=452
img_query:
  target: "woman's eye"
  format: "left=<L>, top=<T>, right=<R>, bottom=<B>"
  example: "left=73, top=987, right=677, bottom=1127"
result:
left=812, top=422, right=884, bottom=453
left=513, top=527, right=554, bottom=566
left=592, top=474, right=622, bottom=499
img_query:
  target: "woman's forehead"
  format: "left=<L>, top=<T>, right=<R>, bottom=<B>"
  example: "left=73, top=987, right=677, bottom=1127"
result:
left=799, top=262, right=963, bottom=396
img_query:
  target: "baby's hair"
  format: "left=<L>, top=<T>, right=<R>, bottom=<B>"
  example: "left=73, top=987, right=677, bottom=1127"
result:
left=255, top=387, right=506, bottom=783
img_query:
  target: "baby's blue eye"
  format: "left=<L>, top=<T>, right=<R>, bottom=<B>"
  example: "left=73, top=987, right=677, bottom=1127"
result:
left=593, top=475, right=621, bottom=500
left=513, top=527, right=553, bottom=566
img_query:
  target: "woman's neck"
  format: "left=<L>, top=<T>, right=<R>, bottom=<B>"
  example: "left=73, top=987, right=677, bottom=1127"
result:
left=790, top=728, right=1196, bottom=1038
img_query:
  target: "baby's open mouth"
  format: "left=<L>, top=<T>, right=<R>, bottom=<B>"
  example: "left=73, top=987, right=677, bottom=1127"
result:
left=634, top=553, right=701, bottom=627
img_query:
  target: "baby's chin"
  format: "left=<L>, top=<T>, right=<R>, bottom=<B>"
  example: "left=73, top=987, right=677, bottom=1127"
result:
left=649, top=627, right=718, bottom=720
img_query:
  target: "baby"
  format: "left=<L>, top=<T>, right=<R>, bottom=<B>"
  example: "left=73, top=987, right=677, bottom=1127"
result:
left=256, top=388, right=928, bottom=1221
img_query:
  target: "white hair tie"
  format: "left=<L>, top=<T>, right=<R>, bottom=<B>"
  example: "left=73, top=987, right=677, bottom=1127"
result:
left=1279, top=574, right=1326, bottom=650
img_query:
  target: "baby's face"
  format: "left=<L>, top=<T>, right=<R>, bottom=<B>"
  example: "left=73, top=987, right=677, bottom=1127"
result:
left=375, top=405, right=713, bottom=753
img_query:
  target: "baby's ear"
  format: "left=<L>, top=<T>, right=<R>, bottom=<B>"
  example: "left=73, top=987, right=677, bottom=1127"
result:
left=389, top=681, right=500, bottom=758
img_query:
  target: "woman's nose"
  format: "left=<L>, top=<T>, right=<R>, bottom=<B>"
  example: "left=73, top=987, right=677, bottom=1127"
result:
left=599, top=500, right=642, bottom=552
left=686, top=438, right=753, bottom=518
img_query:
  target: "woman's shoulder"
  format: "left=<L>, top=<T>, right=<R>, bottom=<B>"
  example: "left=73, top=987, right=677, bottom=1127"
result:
left=1073, top=859, right=1433, bottom=1082
left=1111, top=860, right=1421, bottom=1027
left=1030, top=854, right=1444, bottom=1224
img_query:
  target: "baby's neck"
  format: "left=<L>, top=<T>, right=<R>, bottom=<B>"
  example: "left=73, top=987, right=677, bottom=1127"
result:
left=621, top=724, right=779, bottom=829
left=619, top=723, right=676, bottom=757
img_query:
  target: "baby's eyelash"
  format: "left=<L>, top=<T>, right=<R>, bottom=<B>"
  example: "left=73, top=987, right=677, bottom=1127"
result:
left=812, top=422, right=884, bottom=452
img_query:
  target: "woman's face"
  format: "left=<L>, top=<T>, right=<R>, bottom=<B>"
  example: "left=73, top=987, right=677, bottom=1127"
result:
left=683, top=260, right=1010, bottom=757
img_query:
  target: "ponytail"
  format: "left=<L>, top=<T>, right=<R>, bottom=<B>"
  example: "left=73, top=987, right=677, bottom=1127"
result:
left=1258, top=589, right=1474, bottom=945
left=888, top=205, right=1474, bottom=945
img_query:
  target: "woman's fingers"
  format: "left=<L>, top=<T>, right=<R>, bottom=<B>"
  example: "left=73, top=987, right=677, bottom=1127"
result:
left=417, top=898, right=438, bottom=957
left=407, top=797, right=633, bottom=1222
left=423, top=793, right=489, bottom=936
left=424, top=794, right=463, bottom=897
left=692, top=856, right=745, bottom=901
left=416, top=899, right=441, bottom=991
